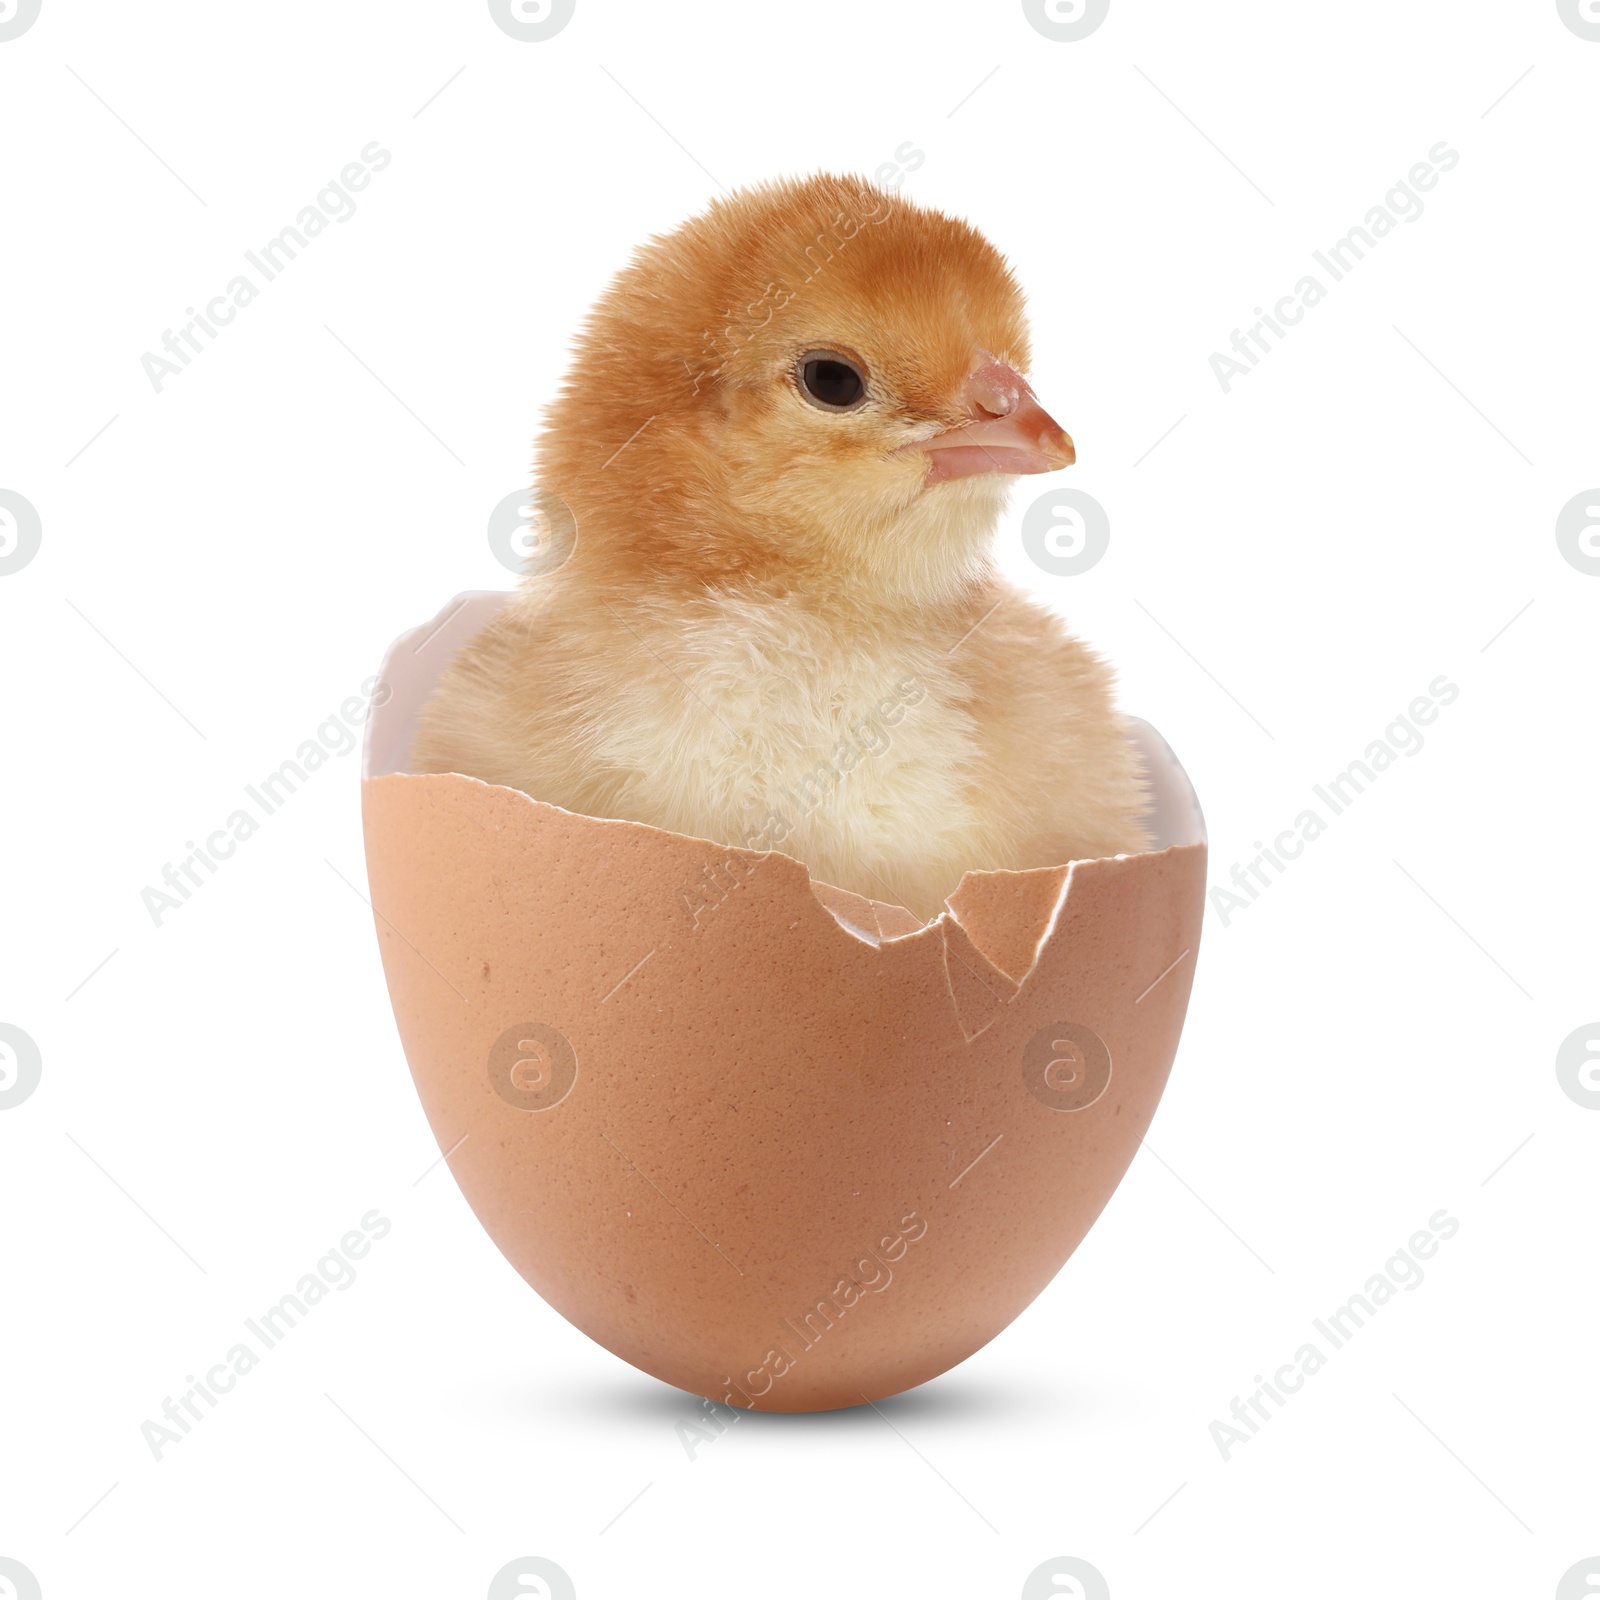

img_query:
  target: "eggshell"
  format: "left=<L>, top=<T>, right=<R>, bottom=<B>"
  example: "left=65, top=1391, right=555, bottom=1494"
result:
left=361, top=594, right=1207, bottom=1411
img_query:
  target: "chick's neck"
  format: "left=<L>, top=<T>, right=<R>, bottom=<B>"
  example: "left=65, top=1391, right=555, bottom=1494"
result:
left=573, top=494, right=1003, bottom=630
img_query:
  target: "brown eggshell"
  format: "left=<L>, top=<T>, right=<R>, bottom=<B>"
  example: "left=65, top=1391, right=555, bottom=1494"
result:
left=361, top=594, right=1207, bottom=1411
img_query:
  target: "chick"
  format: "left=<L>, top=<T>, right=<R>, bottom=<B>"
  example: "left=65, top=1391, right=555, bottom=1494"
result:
left=413, top=174, right=1147, bottom=922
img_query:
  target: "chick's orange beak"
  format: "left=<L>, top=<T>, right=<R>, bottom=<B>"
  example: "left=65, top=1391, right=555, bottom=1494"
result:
left=908, top=358, right=1076, bottom=485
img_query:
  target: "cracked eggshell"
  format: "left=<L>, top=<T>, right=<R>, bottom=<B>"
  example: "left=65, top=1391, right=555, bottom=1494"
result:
left=361, top=594, right=1207, bottom=1412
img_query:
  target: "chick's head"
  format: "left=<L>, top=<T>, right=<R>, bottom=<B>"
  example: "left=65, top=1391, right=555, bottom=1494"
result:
left=542, top=174, right=1075, bottom=603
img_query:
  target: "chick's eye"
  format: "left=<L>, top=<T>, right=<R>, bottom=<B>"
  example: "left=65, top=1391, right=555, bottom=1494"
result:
left=797, top=350, right=867, bottom=412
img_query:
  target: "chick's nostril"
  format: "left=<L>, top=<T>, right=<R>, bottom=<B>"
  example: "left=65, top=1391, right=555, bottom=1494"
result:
left=966, top=361, right=1025, bottom=419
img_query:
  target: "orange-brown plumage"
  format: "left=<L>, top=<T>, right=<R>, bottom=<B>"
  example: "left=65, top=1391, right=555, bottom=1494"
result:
left=414, top=174, right=1147, bottom=920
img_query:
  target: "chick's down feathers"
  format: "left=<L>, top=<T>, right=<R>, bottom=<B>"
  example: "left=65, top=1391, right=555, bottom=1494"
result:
left=413, top=174, right=1147, bottom=922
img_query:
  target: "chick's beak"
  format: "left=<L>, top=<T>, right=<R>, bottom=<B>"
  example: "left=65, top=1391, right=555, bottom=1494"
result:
left=908, top=358, right=1076, bottom=484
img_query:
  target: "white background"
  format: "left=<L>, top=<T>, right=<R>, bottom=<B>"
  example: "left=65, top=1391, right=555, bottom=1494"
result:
left=2, top=1, right=1597, bottom=1596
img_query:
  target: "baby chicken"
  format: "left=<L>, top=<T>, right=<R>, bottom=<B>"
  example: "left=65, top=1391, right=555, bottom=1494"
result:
left=413, top=174, right=1147, bottom=922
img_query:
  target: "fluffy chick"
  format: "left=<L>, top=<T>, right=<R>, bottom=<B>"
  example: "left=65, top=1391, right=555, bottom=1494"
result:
left=413, top=174, right=1147, bottom=922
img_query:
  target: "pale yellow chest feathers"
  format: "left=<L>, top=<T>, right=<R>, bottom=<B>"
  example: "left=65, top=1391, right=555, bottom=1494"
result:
left=591, top=596, right=988, bottom=892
